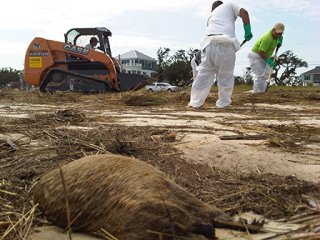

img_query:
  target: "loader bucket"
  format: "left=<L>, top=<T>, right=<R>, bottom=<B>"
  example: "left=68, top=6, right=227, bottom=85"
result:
left=118, top=73, right=148, bottom=91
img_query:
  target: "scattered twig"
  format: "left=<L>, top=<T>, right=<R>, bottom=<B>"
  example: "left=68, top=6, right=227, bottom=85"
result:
left=215, top=218, right=262, bottom=233
left=237, top=209, right=253, bottom=240
left=209, top=188, right=254, bottom=204
left=0, top=189, right=17, bottom=196
left=0, top=204, right=38, bottom=240
left=99, top=228, right=118, bottom=240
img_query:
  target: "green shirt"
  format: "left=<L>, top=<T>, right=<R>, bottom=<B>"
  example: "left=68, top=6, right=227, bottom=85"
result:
left=252, top=29, right=278, bottom=58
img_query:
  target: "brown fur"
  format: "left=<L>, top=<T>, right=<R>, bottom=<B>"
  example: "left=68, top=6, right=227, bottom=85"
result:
left=33, top=154, right=229, bottom=239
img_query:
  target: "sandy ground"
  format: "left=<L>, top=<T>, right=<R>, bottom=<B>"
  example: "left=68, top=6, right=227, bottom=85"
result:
left=1, top=90, right=319, bottom=184
left=1, top=88, right=320, bottom=239
left=88, top=104, right=320, bottom=183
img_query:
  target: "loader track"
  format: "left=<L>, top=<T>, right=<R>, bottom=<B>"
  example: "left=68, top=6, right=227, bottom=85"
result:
left=40, top=69, right=113, bottom=93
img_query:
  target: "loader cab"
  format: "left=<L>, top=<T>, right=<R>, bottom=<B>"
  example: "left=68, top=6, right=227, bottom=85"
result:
left=64, top=27, right=112, bottom=56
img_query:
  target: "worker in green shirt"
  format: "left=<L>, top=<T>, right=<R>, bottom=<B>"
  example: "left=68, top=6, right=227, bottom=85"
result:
left=248, top=23, right=284, bottom=93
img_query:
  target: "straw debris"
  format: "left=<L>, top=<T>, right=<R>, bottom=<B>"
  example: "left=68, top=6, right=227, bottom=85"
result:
left=0, top=88, right=319, bottom=239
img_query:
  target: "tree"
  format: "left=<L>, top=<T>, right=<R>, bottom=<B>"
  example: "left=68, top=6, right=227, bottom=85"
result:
left=235, top=67, right=254, bottom=85
left=166, top=49, right=193, bottom=86
left=243, top=67, right=254, bottom=85
left=272, top=50, right=308, bottom=86
left=156, top=47, right=171, bottom=81
left=234, top=76, right=245, bottom=85
left=0, top=67, right=21, bottom=87
left=156, top=47, right=195, bottom=86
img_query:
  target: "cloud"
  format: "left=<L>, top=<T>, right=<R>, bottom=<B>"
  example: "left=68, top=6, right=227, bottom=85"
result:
left=270, top=0, right=319, bottom=20
left=111, top=32, right=193, bottom=58
left=0, top=40, right=27, bottom=55
left=2, top=0, right=318, bottom=32
left=233, top=0, right=320, bottom=21
left=1, top=0, right=318, bottom=71
left=1, top=0, right=201, bottom=30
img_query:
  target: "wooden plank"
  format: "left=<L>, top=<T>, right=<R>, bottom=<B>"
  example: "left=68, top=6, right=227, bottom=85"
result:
left=220, top=134, right=268, bottom=140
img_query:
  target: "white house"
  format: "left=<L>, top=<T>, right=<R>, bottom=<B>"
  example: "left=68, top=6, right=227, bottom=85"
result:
left=116, top=50, right=157, bottom=77
left=301, top=66, right=320, bottom=86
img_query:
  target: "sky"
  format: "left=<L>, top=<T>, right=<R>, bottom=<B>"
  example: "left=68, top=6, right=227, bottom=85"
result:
left=1, top=0, right=319, bottom=76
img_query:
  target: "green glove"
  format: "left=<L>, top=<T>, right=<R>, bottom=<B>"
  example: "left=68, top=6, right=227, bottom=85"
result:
left=266, top=57, right=277, bottom=69
left=277, top=35, right=283, bottom=47
left=244, top=24, right=253, bottom=41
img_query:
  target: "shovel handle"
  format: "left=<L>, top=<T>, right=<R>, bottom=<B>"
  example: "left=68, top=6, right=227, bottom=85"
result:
left=266, top=46, right=280, bottom=92
left=274, top=45, right=280, bottom=59
left=240, top=40, right=247, bottom=47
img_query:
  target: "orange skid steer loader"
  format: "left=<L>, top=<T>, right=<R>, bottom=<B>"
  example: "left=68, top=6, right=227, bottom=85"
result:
left=24, top=27, right=146, bottom=92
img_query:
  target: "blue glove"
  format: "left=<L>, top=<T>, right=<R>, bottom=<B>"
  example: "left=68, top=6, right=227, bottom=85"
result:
left=277, top=35, right=283, bottom=47
left=266, top=58, right=277, bottom=69
left=244, top=24, right=253, bottom=41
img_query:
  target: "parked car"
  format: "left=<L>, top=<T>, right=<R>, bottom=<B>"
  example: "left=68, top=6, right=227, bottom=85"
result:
left=145, top=82, right=178, bottom=92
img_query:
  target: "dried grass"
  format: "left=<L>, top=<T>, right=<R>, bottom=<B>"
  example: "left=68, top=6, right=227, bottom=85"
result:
left=0, top=88, right=319, bottom=239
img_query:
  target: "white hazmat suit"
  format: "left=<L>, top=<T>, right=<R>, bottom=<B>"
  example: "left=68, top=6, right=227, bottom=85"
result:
left=189, top=2, right=242, bottom=109
left=248, top=52, right=271, bottom=93
left=191, top=50, right=202, bottom=78
left=191, top=57, right=198, bottom=78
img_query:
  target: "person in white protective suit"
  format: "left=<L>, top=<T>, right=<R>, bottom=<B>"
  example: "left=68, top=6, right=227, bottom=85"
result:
left=191, top=49, right=202, bottom=78
left=248, top=23, right=285, bottom=93
left=188, top=1, right=252, bottom=109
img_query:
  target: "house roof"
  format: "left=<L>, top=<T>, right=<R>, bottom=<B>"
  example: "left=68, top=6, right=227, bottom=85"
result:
left=117, top=50, right=156, bottom=61
left=301, top=66, right=320, bottom=75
